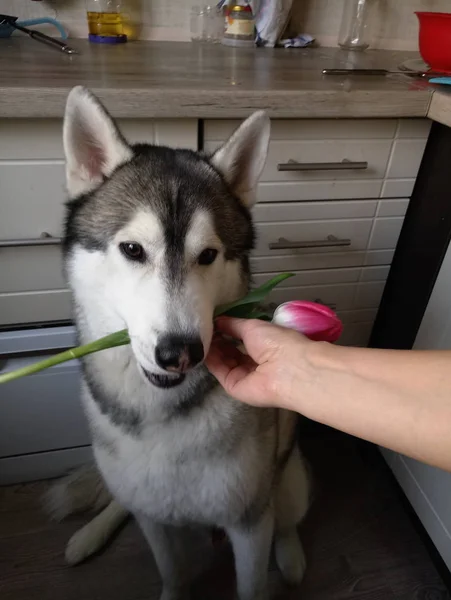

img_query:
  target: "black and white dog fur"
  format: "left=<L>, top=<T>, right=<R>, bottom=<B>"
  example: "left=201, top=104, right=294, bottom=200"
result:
left=47, top=86, right=310, bottom=600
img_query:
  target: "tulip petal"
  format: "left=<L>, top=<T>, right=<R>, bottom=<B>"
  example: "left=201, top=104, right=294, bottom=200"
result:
left=272, top=301, right=343, bottom=343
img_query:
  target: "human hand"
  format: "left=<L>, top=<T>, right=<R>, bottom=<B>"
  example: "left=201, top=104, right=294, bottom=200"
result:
left=205, top=316, right=316, bottom=410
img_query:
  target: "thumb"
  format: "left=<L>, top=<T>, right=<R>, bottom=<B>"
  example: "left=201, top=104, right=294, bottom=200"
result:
left=215, top=316, right=288, bottom=365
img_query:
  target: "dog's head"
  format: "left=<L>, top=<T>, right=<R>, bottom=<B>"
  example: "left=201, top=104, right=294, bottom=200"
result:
left=63, top=86, right=270, bottom=389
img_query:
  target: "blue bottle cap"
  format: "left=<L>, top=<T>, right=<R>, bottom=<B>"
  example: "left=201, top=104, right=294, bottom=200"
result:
left=88, top=33, right=128, bottom=44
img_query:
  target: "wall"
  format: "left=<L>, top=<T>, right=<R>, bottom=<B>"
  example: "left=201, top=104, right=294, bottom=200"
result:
left=2, top=0, right=451, bottom=49
left=290, top=0, right=451, bottom=50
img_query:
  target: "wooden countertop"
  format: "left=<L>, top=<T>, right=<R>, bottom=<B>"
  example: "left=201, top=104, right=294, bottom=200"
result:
left=0, top=38, right=434, bottom=119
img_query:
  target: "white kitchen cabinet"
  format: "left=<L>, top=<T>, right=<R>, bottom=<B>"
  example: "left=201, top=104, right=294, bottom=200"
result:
left=381, top=239, right=451, bottom=570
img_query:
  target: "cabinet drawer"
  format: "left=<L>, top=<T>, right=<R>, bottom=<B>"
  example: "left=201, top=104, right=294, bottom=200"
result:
left=0, top=163, right=66, bottom=239
left=205, top=119, right=399, bottom=142
left=254, top=267, right=360, bottom=288
left=0, top=358, right=88, bottom=458
left=266, top=281, right=386, bottom=312
left=250, top=249, right=395, bottom=273
left=0, top=246, right=65, bottom=293
left=0, top=290, right=71, bottom=326
left=205, top=119, right=395, bottom=187
left=254, top=219, right=372, bottom=257
left=205, top=138, right=392, bottom=183
left=0, top=119, right=198, bottom=159
left=252, top=199, right=408, bottom=223
left=254, top=265, right=389, bottom=289
left=252, top=200, right=379, bottom=222
left=259, top=140, right=392, bottom=183
left=254, top=216, right=403, bottom=258
left=257, top=180, right=384, bottom=202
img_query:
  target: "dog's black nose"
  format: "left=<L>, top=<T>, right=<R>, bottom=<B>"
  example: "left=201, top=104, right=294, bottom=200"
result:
left=155, top=335, right=204, bottom=373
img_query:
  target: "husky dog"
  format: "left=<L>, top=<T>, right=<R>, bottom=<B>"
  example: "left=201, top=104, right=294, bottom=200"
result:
left=48, top=86, right=310, bottom=600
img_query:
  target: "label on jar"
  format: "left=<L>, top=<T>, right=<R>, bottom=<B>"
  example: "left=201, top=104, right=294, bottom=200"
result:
left=225, top=16, right=254, bottom=37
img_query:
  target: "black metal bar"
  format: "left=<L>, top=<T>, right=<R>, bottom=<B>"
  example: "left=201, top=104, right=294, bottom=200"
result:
left=370, top=121, right=451, bottom=349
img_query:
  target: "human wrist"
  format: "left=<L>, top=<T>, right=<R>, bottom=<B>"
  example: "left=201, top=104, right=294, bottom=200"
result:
left=281, top=338, right=343, bottom=416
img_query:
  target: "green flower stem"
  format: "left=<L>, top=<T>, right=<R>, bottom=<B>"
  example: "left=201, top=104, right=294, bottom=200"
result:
left=0, top=329, right=130, bottom=385
left=0, top=273, right=294, bottom=385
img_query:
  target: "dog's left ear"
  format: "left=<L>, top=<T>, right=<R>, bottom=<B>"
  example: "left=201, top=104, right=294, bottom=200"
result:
left=211, top=110, right=270, bottom=208
left=63, top=86, right=133, bottom=198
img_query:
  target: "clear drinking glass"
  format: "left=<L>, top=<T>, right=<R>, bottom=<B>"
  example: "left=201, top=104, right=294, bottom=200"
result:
left=338, top=0, right=376, bottom=51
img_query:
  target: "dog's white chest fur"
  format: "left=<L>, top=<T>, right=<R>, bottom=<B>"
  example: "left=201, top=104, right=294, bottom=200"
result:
left=87, top=385, right=265, bottom=527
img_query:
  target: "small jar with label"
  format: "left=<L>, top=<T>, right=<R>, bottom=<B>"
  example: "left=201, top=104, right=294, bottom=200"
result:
left=222, top=3, right=255, bottom=47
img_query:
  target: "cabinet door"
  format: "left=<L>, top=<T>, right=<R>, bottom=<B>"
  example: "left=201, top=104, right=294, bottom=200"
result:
left=381, top=240, right=451, bottom=570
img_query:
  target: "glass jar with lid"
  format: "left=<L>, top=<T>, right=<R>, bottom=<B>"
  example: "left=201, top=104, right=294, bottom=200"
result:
left=222, top=2, right=255, bottom=47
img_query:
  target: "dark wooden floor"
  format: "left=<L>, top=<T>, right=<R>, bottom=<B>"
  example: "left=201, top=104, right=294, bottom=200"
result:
left=0, top=423, right=449, bottom=600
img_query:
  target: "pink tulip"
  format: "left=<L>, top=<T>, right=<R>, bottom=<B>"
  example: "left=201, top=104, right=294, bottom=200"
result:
left=272, top=301, right=343, bottom=343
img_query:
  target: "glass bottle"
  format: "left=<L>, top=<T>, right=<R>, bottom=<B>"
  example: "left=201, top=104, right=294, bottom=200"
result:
left=338, top=0, right=376, bottom=51
left=86, top=0, right=141, bottom=43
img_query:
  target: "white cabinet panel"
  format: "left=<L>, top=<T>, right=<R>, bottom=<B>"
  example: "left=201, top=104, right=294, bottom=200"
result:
left=387, top=139, right=428, bottom=179
left=0, top=163, right=66, bottom=239
left=253, top=200, right=378, bottom=223
left=0, top=289, right=71, bottom=325
left=377, top=198, right=409, bottom=217
left=0, top=118, right=197, bottom=159
left=250, top=249, right=394, bottom=274
left=354, top=281, right=386, bottom=308
left=253, top=268, right=361, bottom=288
left=0, top=359, right=88, bottom=457
left=205, top=119, right=398, bottom=141
left=381, top=179, right=415, bottom=198
left=267, top=283, right=356, bottom=311
left=0, top=246, right=65, bottom=293
left=257, top=180, right=383, bottom=202
left=266, top=280, right=386, bottom=312
left=368, top=217, right=404, bottom=250
left=397, top=118, right=431, bottom=138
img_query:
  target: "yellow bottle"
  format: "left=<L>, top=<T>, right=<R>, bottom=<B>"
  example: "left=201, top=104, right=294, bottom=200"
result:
left=86, top=0, right=141, bottom=42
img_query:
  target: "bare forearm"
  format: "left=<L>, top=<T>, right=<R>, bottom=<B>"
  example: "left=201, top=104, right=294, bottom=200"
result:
left=295, top=342, right=451, bottom=471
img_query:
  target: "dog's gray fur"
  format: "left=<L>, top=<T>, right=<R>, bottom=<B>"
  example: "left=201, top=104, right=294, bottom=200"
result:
left=46, top=86, right=311, bottom=600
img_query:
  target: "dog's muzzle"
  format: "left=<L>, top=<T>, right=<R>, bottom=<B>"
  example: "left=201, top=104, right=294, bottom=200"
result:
left=155, top=334, right=204, bottom=373
left=141, top=334, right=204, bottom=388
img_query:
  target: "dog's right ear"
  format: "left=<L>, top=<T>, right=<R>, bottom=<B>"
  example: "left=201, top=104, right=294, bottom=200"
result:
left=63, top=86, right=132, bottom=198
left=211, top=110, right=270, bottom=208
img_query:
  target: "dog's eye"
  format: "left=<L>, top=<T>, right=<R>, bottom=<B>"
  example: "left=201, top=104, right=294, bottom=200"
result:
left=198, top=248, right=218, bottom=266
left=120, top=242, right=145, bottom=262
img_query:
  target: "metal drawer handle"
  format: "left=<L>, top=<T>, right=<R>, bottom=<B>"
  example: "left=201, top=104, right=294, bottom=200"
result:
left=269, top=234, right=351, bottom=250
left=0, top=232, right=62, bottom=248
left=277, top=158, right=368, bottom=172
